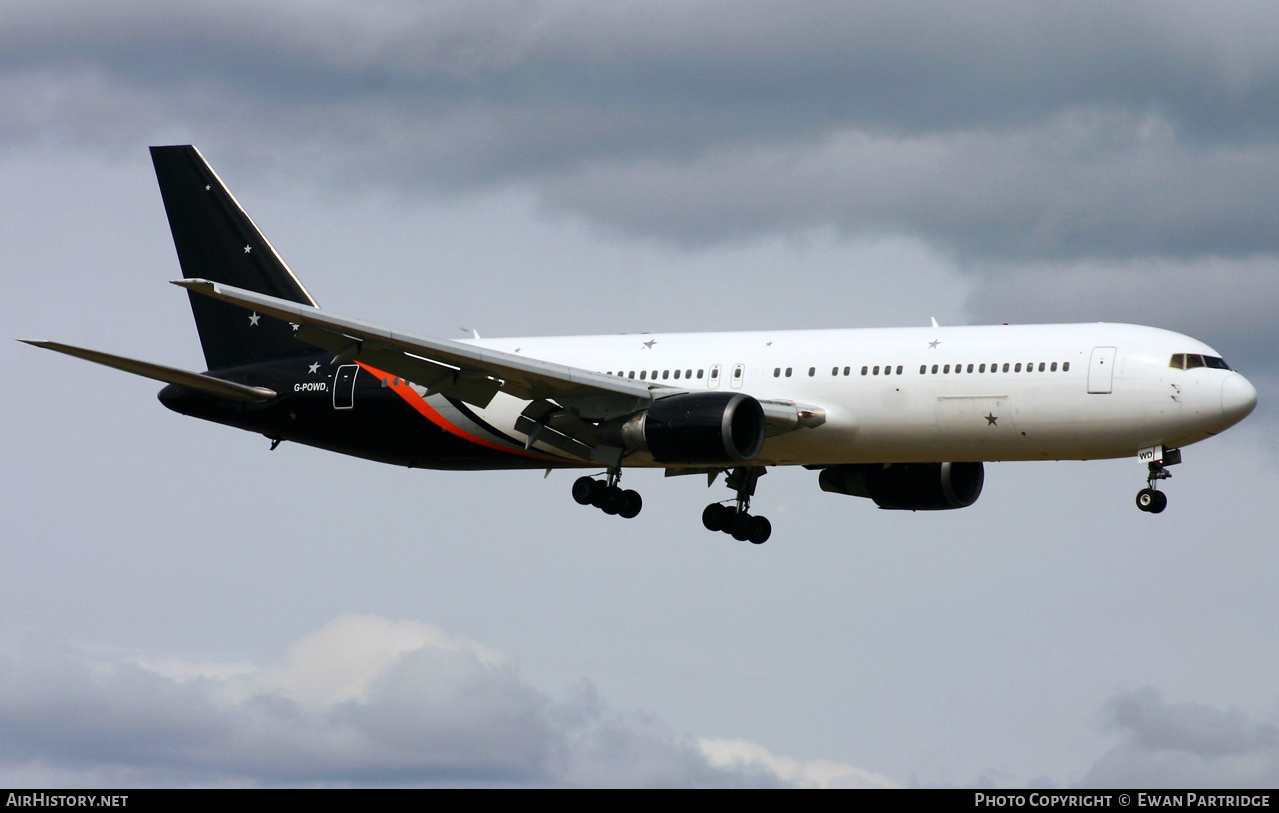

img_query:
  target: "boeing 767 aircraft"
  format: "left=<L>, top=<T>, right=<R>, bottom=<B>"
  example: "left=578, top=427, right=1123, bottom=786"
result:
left=22, top=146, right=1258, bottom=544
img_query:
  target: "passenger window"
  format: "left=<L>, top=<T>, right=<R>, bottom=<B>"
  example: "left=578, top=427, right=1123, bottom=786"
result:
left=734, top=367, right=743, bottom=379
left=628, top=371, right=635, bottom=378
left=895, top=365, right=903, bottom=375
left=786, top=367, right=793, bottom=377
left=808, top=367, right=815, bottom=377
left=979, top=364, right=986, bottom=373
left=873, top=366, right=880, bottom=375
left=710, top=368, right=718, bottom=379
left=674, top=369, right=681, bottom=379
left=1002, top=363, right=1009, bottom=372
left=931, top=365, right=938, bottom=374
left=943, top=364, right=951, bottom=373
left=919, top=365, right=927, bottom=374
left=843, top=366, right=850, bottom=376
left=1038, top=363, right=1045, bottom=372
left=861, top=366, right=868, bottom=375
left=1050, top=362, right=1057, bottom=372
left=662, top=370, right=669, bottom=380
left=1062, top=362, right=1070, bottom=372
left=1014, top=363, right=1021, bottom=372
left=832, top=367, right=838, bottom=376
left=639, top=371, right=647, bottom=380
left=697, top=369, right=704, bottom=379
left=774, top=368, right=781, bottom=378
left=966, top=364, right=974, bottom=373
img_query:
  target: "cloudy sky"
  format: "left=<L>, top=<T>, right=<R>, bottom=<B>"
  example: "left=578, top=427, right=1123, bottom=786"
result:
left=3, top=1, right=1278, bottom=788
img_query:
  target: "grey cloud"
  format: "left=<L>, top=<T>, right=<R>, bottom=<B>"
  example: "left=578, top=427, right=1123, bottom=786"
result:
left=8, top=2, right=1279, bottom=142
left=0, top=618, right=781, bottom=787
left=4, top=2, right=1279, bottom=262
left=1078, top=689, right=1279, bottom=788
left=535, top=114, right=1279, bottom=259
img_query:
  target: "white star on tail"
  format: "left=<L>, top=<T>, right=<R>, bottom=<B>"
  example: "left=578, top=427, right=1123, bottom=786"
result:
left=248, top=313, right=261, bottom=326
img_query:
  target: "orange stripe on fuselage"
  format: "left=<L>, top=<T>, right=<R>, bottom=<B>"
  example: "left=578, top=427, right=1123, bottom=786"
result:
left=355, top=362, right=558, bottom=462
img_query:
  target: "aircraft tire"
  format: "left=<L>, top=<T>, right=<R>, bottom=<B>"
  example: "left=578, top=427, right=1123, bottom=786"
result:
left=572, top=476, right=595, bottom=505
left=1149, top=491, right=1168, bottom=514
left=602, top=486, right=625, bottom=515
left=730, top=512, right=755, bottom=541
left=1136, top=488, right=1158, bottom=512
left=702, top=504, right=727, bottom=532
left=748, top=516, right=772, bottom=544
left=589, top=479, right=609, bottom=508
left=620, top=490, right=642, bottom=519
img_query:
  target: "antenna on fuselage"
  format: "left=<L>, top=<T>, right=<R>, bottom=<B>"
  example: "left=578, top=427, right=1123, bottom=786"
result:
left=931, top=317, right=940, bottom=328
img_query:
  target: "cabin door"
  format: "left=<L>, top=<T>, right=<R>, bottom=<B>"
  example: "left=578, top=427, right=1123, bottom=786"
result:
left=1087, top=347, right=1116, bottom=394
left=333, top=364, right=359, bottom=409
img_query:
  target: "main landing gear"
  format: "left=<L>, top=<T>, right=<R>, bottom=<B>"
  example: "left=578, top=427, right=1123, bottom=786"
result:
left=1135, top=448, right=1180, bottom=514
left=702, top=467, right=772, bottom=544
left=572, top=469, right=642, bottom=519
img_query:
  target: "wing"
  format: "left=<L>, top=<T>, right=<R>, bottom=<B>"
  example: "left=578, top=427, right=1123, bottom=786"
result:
left=173, top=278, right=659, bottom=415
left=174, top=279, right=823, bottom=464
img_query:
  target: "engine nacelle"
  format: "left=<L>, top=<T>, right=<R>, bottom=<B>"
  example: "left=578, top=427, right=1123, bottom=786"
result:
left=600, top=392, right=766, bottom=464
left=818, top=462, right=984, bottom=510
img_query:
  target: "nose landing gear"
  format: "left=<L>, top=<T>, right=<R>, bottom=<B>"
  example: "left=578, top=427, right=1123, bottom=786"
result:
left=572, top=468, right=642, bottom=519
left=702, top=467, right=772, bottom=544
left=1135, top=486, right=1168, bottom=513
left=1135, top=448, right=1179, bottom=514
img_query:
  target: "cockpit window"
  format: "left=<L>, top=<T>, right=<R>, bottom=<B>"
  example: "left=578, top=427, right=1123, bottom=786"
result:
left=1170, top=353, right=1231, bottom=371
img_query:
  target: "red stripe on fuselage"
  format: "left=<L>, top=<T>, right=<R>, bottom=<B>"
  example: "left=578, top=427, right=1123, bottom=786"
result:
left=355, top=362, right=559, bottom=462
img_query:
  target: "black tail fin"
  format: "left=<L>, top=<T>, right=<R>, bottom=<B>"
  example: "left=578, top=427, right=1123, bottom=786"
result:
left=150, top=145, right=318, bottom=371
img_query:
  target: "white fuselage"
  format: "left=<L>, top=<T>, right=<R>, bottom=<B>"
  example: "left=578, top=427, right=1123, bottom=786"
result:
left=452, top=323, right=1255, bottom=467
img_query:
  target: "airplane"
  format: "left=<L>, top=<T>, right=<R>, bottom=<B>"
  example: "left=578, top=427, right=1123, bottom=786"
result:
left=22, top=146, right=1259, bottom=544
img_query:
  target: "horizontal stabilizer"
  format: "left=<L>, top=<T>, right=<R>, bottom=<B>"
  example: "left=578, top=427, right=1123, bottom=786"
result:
left=19, top=340, right=277, bottom=402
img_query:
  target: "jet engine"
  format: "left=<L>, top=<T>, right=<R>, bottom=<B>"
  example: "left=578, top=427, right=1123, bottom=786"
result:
left=599, top=392, right=766, bottom=464
left=818, top=462, right=984, bottom=510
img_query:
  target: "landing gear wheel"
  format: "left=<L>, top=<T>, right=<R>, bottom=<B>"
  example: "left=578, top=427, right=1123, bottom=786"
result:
left=619, top=489, right=642, bottom=519
left=1148, top=490, right=1167, bottom=513
left=702, top=504, right=728, bottom=532
left=588, top=479, right=609, bottom=508
left=601, top=486, right=626, bottom=515
left=571, top=476, right=595, bottom=506
left=1136, top=488, right=1160, bottom=512
left=730, top=512, right=755, bottom=541
left=748, top=516, right=772, bottom=545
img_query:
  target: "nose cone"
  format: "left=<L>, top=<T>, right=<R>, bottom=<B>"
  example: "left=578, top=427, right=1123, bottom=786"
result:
left=1220, top=373, right=1258, bottom=425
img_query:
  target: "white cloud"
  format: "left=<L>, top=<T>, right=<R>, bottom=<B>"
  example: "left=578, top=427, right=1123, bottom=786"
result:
left=0, top=615, right=873, bottom=787
left=699, top=737, right=902, bottom=788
